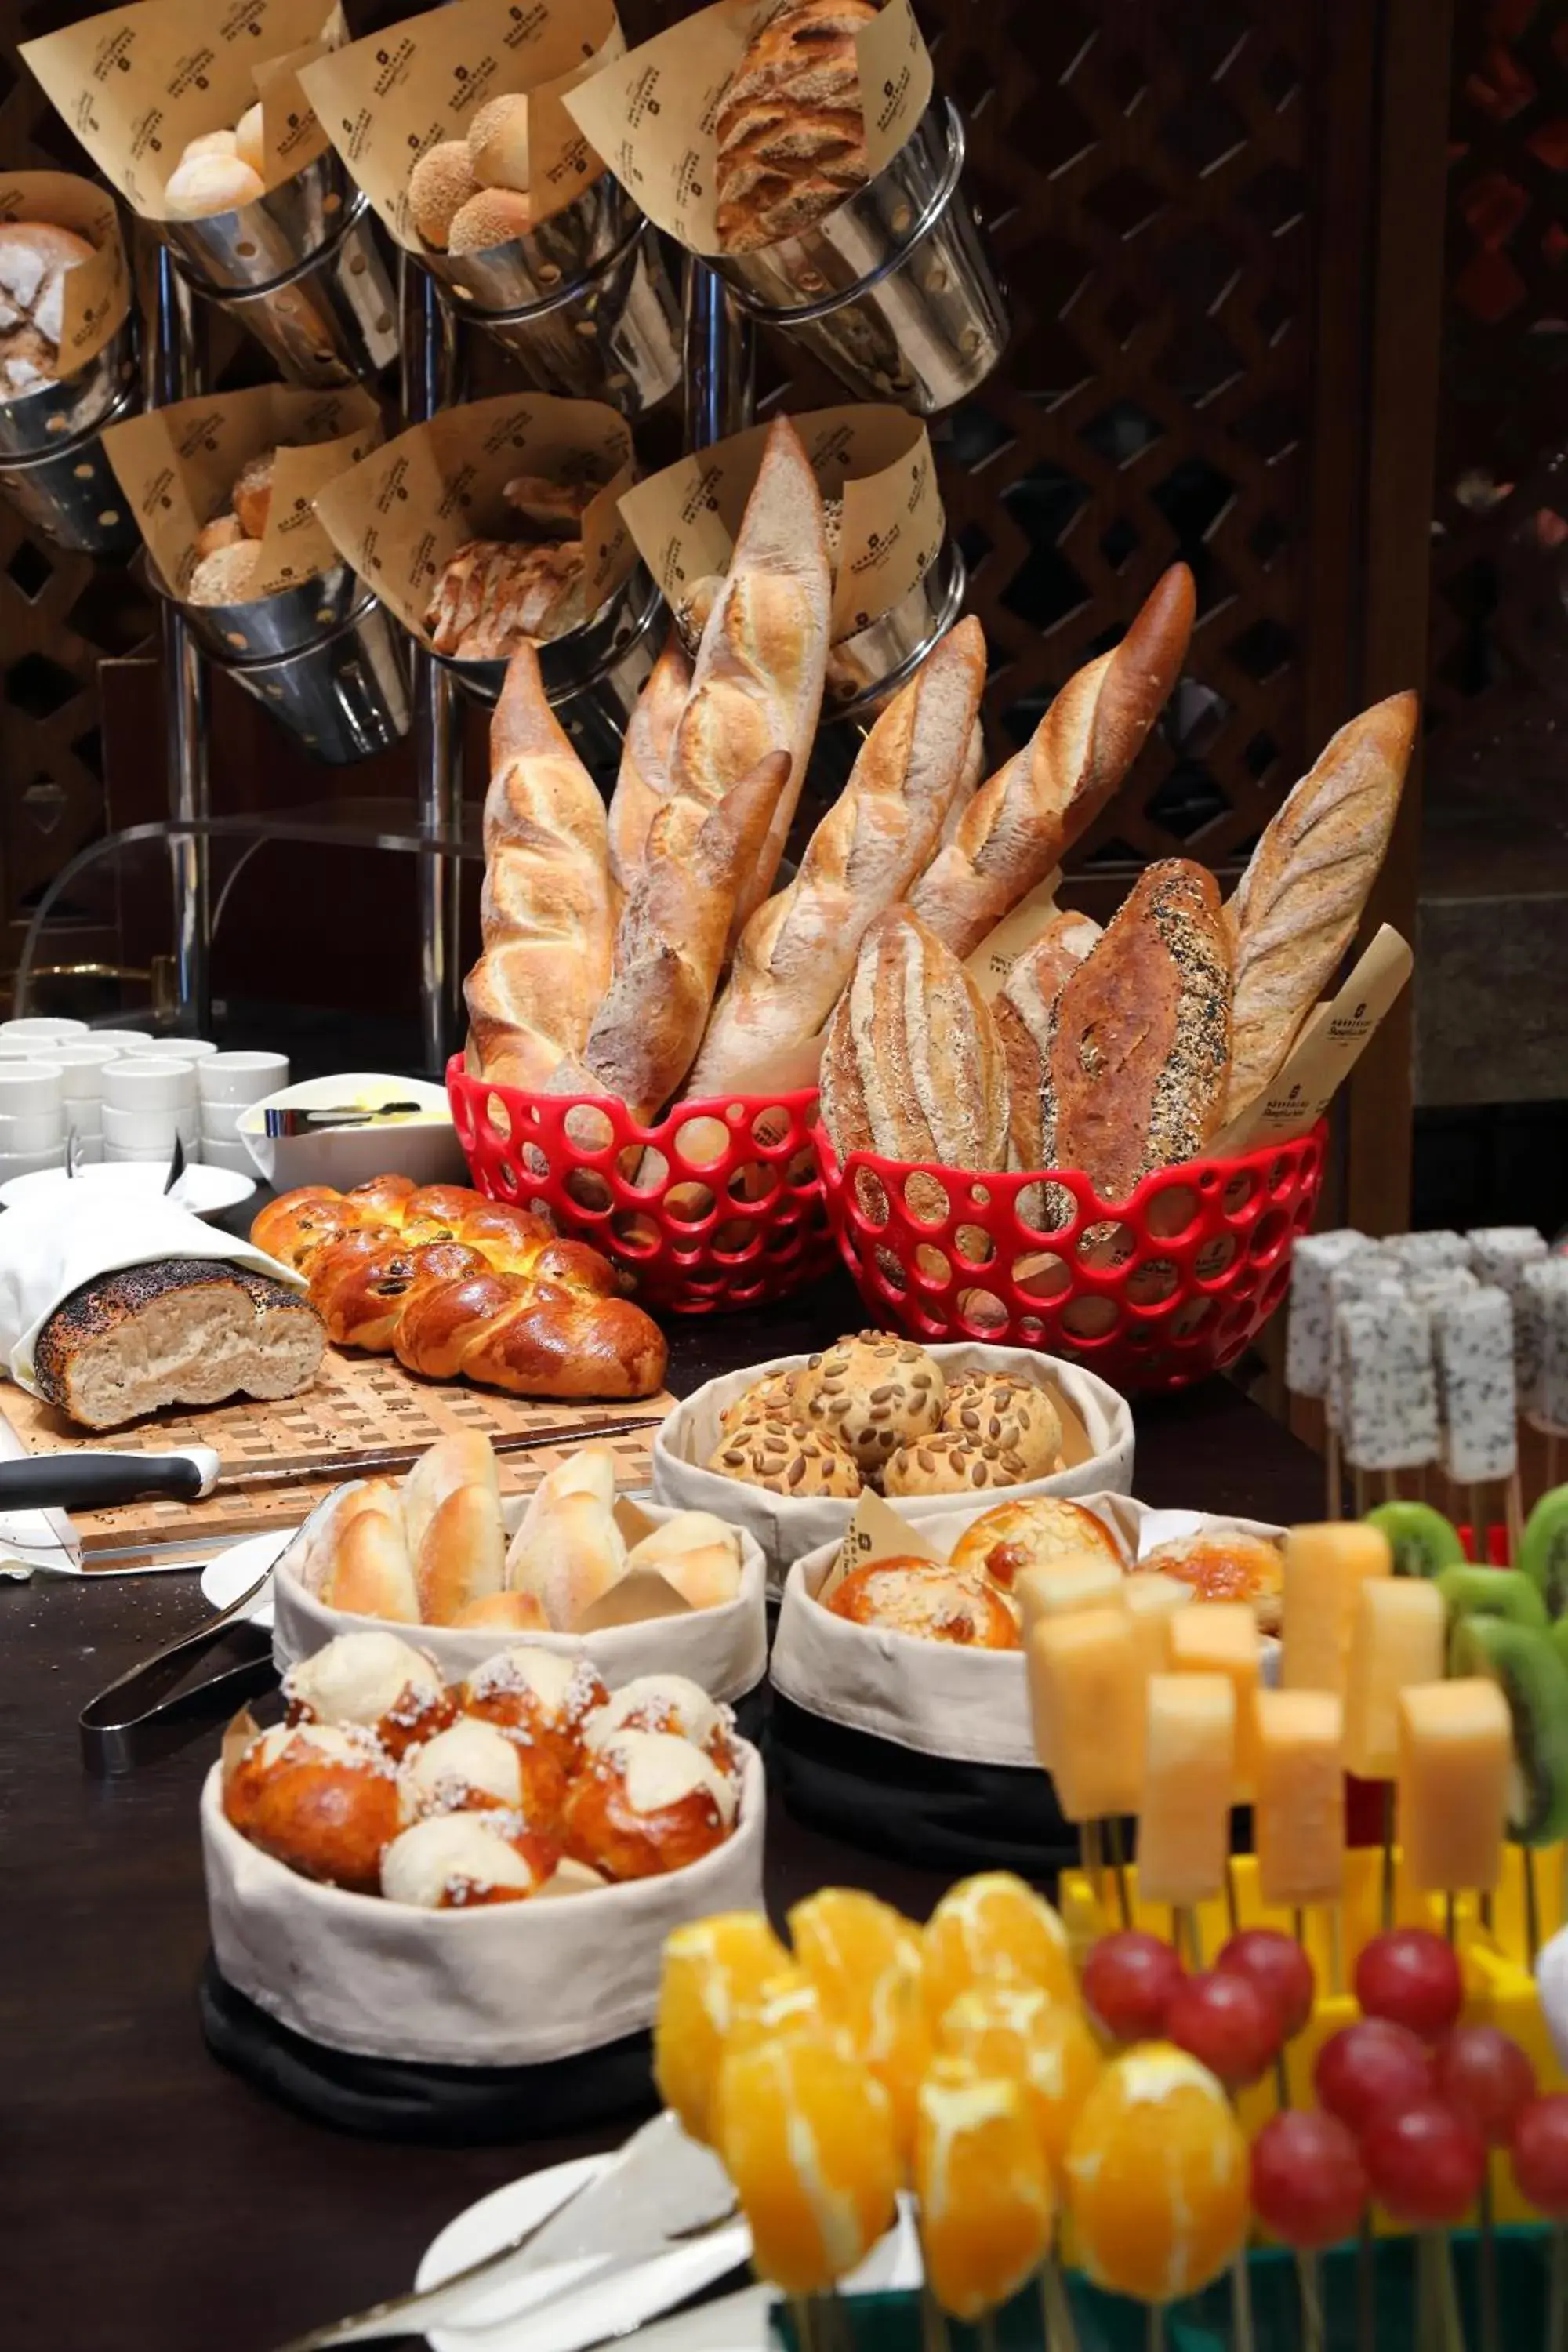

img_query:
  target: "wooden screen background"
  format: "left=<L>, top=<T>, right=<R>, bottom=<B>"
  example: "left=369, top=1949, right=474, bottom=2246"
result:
left=0, top=0, right=1553, bottom=1214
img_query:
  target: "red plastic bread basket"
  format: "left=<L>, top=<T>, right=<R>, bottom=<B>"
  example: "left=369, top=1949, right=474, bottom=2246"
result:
left=814, top=1120, right=1327, bottom=1392
left=448, top=1058, right=837, bottom=1313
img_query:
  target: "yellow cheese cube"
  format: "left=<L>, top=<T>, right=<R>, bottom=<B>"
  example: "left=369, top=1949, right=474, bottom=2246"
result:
left=1281, top=1522, right=1392, bottom=1698
left=1015, top=1553, right=1125, bottom=1637
left=1137, top=1672, right=1236, bottom=1907
left=1343, top=1578, right=1446, bottom=1780
left=1026, top=1606, right=1142, bottom=1816
left=1397, top=1678, right=1511, bottom=1895
left=1121, top=1573, right=1195, bottom=1679
left=1167, top=1602, right=1261, bottom=1801
left=1253, top=1690, right=1345, bottom=1907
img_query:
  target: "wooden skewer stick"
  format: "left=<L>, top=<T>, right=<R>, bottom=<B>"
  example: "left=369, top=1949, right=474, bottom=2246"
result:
left=1107, top=1814, right=1133, bottom=1929
left=1224, top=1852, right=1241, bottom=1937
left=1328, top=1904, right=1345, bottom=1996
left=1382, top=1468, right=1399, bottom=1504
left=1356, top=2212, right=1375, bottom=2352
left=1352, top=1467, right=1369, bottom=1519
left=1145, top=2303, right=1167, bottom=2352
left=1471, top=1485, right=1486, bottom=1563
left=1037, top=2257, right=1081, bottom=2352
left=1230, top=2250, right=1257, bottom=2352
left=1526, top=1844, right=1543, bottom=1964
left=1477, top=2170, right=1500, bottom=2352
left=1326, top=1425, right=1341, bottom=1522
left=1298, top=2248, right=1326, bottom=2352
left=1548, top=2223, right=1568, bottom=2352
left=1506, top=1469, right=1526, bottom=1563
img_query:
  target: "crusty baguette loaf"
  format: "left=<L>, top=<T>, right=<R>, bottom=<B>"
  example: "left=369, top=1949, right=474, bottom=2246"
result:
left=34, top=1259, right=324, bottom=1430
left=909, top=563, right=1196, bottom=957
left=462, top=645, right=615, bottom=1090
left=1222, top=691, right=1417, bottom=1120
left=715, top=0, right=877, bottom=254
left=1044, top=858, right=1232, bottom=1200
left=685, top=617, right=989, bottom=1094
left=605, top=629, right=693, bottom=898
left=993, top=910, right=1102, bottom=1174
left=819, top=906, right=1011, bottom=1198
left=571, top=751, right=793, bottom=1121
left=664, top=416, right=830, bottom=936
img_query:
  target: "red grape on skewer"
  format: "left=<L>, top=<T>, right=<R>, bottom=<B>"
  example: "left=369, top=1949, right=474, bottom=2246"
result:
left=1215, top=1929, right=1316, bottom=2040
left=1512, top=2095, right=1568, bottom=2216
left=1082, top=1931, right=1185, bottom=2043
left=1315, top=2019, right=1433, bottom=2135
left=1167, top=1969, right=1283, bottom=2090
left=1251, top=2110, right=1368, bottom=2249
left=1432, top=2025, right=1536, bottom=2147
left=1363, top=2099, right=1486, bottom=2225
left=1353, top=1929, right=1464, bottom=2042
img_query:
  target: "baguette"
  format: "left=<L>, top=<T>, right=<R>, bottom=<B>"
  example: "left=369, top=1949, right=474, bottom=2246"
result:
left=685, top=616, right=988, bottom=1094
left=571, top=751, right=793, bottom=1121
left=664, top=416, right=830, bottom=935
left=1222, top=691, right=1417, bottom=1120
left=1044, top=858, right=1232, bottom=1200
left=462, top=645, right=615, bottom=1090
left=909, top=563, right=1196, bottom=956
left=605, top=629, right=693, bottom=898
left=993, top=910, right=1102, bottom=1174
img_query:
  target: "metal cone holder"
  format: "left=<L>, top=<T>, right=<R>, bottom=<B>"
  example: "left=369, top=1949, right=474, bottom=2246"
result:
left=705, top=98, right=1007, bottom=416
left=420, top=171, right=681, bottom=418
left=161, top=147, right=399, bottom=389
left=430, top=563, right=664, bottom=764
left=809, top=538, right=969, bottom=800
left=0, top=311, right=142, bottom=554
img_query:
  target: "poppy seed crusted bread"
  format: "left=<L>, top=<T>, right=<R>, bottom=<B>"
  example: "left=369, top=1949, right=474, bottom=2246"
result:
left=34, top=1258, right=324, bottom=1429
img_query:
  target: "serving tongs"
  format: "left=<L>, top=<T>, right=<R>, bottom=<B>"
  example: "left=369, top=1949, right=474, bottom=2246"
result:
left=78, top=1553, right=278, bottom=1778
left=262, top=1102, right=423, bottom=1136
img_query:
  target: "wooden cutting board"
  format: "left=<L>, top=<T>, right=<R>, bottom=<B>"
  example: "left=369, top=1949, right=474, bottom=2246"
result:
left=0, top=1351, right=677, bottom=1564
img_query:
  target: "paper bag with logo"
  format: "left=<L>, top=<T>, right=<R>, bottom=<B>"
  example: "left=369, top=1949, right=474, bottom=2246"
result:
left=564, top=0, right=931, bottom=257
left=298, top=0, right=622, bottom=252
left=1211, top=924, right=1414, bottom=1155
left=21, top=0, right=344, bottom=220
left=101, top=383, right=380, bottom=599
left=313, top=392, right=635, bottom=651
left=0, top=172, right=131, bottom=375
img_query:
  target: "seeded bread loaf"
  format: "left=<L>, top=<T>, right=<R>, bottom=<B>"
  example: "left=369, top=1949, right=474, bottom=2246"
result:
left=793, top=1330, right=946, bottom=1479
left=705, top=1414, right=862, bottom=1495
left=34, top=1258, right=324, bottom=1430
left=880, top=1430, right=1033, bottom=1497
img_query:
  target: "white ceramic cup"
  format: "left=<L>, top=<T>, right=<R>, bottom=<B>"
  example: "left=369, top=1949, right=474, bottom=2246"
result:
left=64, top=1108, right=104, bottom=1141
left=198, top=1051, right=289, bottom=1105
left=0, top=1062, right=63, bottom=1115
left=121, top=1036, right=218, bottom=1062
left=103, top=1058, right=198, bottom=1112
left=0, top=1017, right=86, bottom=1042
left=0, top=1145, right=67, bottom=1174
left=0, top=1108, right=64, bottom=1150
left=199, top=1136, right=255, bottom=1174
left=103, top=1138, right=200, bottom=1165
left=102, top=1102, right=199, bottom=1149
left=200, top=1102, right=245, bottom=1142
left=88, top=1030, right=154, bottom=1054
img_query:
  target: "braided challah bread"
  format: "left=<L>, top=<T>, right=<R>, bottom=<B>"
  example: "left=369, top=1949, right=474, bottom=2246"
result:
left=252, top=1178, right=668, bottom=1401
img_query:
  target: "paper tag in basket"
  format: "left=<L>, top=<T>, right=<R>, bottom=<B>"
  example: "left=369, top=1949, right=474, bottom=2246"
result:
left=817, top=1489, right=942, bottom=1607
left=1211, top=924, right=1414, bottom=1154
left=576, top=1570, right=692, bottom=1630
left=221, top=1705, right=260, bottom=1791
left=964, top=873, right=1065, bottom=1002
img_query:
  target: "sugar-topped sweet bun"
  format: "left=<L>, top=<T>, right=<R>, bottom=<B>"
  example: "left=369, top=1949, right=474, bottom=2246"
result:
left=282, top=1630, right=452, bottom=1759
left=1138, top=1530, right=1286, bottom=1633
left=224, top=1722, right=398, bottom=1892
left=396, top=1717, right=533, bottom=1825
left=583, top=1675, right=738, bottom=1771
left=458, top=1645, right=609, bottom=1825
left=948, top=1497, right=1125, bottom=1599
left=379, top=1813, right=560, bottom=1910
left=563, top=1730, right=739, bottom=1880
left=823, top=1561, right=1020, bottom=1650
left=625, top=1513, right=742, bottom=1612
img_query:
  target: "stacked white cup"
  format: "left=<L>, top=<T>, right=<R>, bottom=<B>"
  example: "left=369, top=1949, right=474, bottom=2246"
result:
left=0, top=1062, right=66, bottom=1174
left=199, top=1052, right=289, bottom=1172
left=47, top=1040, right=122, bottom=1164
left=101, top=1058, right=204, bottom=1163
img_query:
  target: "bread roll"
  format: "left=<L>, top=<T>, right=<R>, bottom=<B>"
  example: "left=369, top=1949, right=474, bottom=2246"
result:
left=506, top=1466, right=629, bottom=1632
left=183, top=129, right=239, bottom=161
left=462, top=643, right=615, bottom=1089
left=283, top=1631, right=452, bottom=1758
left=684, top=617, right=989, bottom=1095
left=606, top=631, right=694, bottom=898
left=793, top=1330, right=946, bottom=1479
left=938, top=1374, right=1062, bottom=1478
left=448, top=187, right=533, bottom=255
left=819, top=906, right=1011, bottom=1192
left=1044, top=858, right=1233, bottom=1200
left=825, top=1562, right=1019, bottom=1647
left=0, top=220, right=96, bottom=392
left=993, top=910, right=1102, bottom=1176
left=467, top=92, right=531, bottom=191
left=234, top=103, right=266, bottom=179
left=715, top=0, right=877, bottom=254
left=1222, top=691, right=1417, bottom=1121
left=880, top=1432, right=1032, bottom=1496
left=188, top=539, right=265, bottom=606
left=281, top=1478, right=419, bottom=1624
left=163, top=151, right=266, bottom=219
left=408, top=140, right=479, bottom=249
left=224, top=1722, right=398, bottom=1893
left=232, top=448, right=275, bottom=539
left=402, top=1430, right=506, bottom=1625
left=194, top=513, right=245, bottom=561
left=910, top=564, right=1196, bottom=958
left=706, top=1414, right=862, bottom=1495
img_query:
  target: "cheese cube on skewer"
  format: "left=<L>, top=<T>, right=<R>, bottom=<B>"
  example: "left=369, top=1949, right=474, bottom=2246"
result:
left=1121, top=1573, right=1194, bottom=1677
left=1167, top=1603, right=1261, bottom=1801
left=1433, top=1285, right=1518, bottom=1486
left=1396, top=1679, right=1511, bottom=1896
left=1287, top=1231, right=1374, bottom=1402
left=1337, top=1295, right=1439, bottom=1472
left=1343, top=1578, right=1446, bottom=1780
left=1026, top=1606, right=1142, bottom=1812
left=1281, top=1521, right=1392, bottom=1699
left=1015, top=1552, right=1125, bottom=1637
left=1254, top=1690, right=1346, bottom=1907
left=1137, top=1673, right=1236, bottom=1907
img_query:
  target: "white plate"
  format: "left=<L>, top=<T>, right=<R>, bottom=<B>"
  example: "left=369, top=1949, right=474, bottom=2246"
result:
left=0, top=1162, right=255, bottom=1216
left=415, top=2155, right=925, bottom=2352
left=199, top=1528, right=293, bottom=1628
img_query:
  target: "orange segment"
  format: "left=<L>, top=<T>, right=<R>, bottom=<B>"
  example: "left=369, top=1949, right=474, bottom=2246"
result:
left=1064, top=2042, right=1249, bottom=2304
left=789, top=1887, right=929, bottom=2165
left=921, top=1873, right=1076, bottom=2025
left=916, top=2055, right=1055, bottom=2320
left=653, top=1911, right=788, bottom=2143
left=937, top=1980, right=1102, bottom=2185
left=715, top=2034, right=900, bottom=2296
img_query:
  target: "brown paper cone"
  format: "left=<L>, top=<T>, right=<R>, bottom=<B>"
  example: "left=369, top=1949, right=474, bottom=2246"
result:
left=0, top=172, right=131, bottom=371
left=1210, top=924, right=1415, bottom=1154
left=312, top=391, right=636, bottom=649
left=563, top=0, right=932, bottom=257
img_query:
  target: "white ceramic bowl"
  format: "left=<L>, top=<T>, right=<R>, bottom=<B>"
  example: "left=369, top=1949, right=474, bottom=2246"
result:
left=238, top=1073, right=466, bottom=1192
left=199, top=1050, right=290, bottom=1105
left=48, top=1039, right=121, bottom=1070
left=0, top=1107, right=65, bottom=1151
left=104, top=1140, right=197, bottom=1165
left=0, top=1017, right=85, bottom=1042
left=102, top=1057, right=197, bottom=1112
left=0, top=1062, right=62, bottom=1114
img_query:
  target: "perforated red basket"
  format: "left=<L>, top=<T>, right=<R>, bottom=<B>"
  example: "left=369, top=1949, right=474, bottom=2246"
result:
left=815, top=1121, right=1327, bottom=1392
left=448, top=1058, right=836, bottom=1313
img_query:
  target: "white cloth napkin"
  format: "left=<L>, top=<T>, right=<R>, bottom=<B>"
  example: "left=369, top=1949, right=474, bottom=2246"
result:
left=0, top=1196, right=303, bottom=1398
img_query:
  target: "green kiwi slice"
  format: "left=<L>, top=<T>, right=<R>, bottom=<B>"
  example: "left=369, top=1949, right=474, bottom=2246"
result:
left=1520, top=1486, right=1568, bottom=1621
left=1450, top=1613, right=1568, bottom=1844
left=1436, top=1567, right=1548, bottom=1670
left=1552, top=1618, right=1568, bottom=1677
left=1363, top=1501, right=1466, bottom=1580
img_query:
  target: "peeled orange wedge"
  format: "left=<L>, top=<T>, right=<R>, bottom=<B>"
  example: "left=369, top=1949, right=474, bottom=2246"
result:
left=1064, top=2042, right=1249, bottom=2304
left=916, top=2054, right=1055, bottom=2319
left=921, top=1872, right=1077, bottom=2025
left=789, top=1886, right=929, bottom=2164
left=936, top=1979, right=1102, bottom=2184
left=653, top=1911, right=788, bottom=2144
left=714, top=2032, right=900, bottom=2296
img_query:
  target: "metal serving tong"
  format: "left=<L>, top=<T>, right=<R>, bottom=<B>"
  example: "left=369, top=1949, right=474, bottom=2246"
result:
left=78, top=1555, right=278, bottom=1777
left=262, top=1102, right=422, bottom=1136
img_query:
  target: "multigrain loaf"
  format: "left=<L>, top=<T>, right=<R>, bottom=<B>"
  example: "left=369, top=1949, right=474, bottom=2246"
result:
left=1222, top=690, right=1417, bottom=1121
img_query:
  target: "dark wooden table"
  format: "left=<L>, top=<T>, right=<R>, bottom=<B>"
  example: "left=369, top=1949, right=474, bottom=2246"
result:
left=4, top=1269, right=1324, bottom=2352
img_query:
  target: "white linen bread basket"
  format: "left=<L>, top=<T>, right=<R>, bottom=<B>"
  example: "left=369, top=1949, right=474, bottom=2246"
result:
left=270, top=1498, right=768, bottom=1705
left=652, top=1343, right=1135, bottom=1591
left=201, top=1741, right=766, bottom=2067
left=769, top=1497, right=1285, bottom=1770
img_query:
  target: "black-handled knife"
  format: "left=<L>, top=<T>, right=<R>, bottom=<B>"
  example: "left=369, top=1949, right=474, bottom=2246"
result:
left=0, top=1446, right=221, bottom=1514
